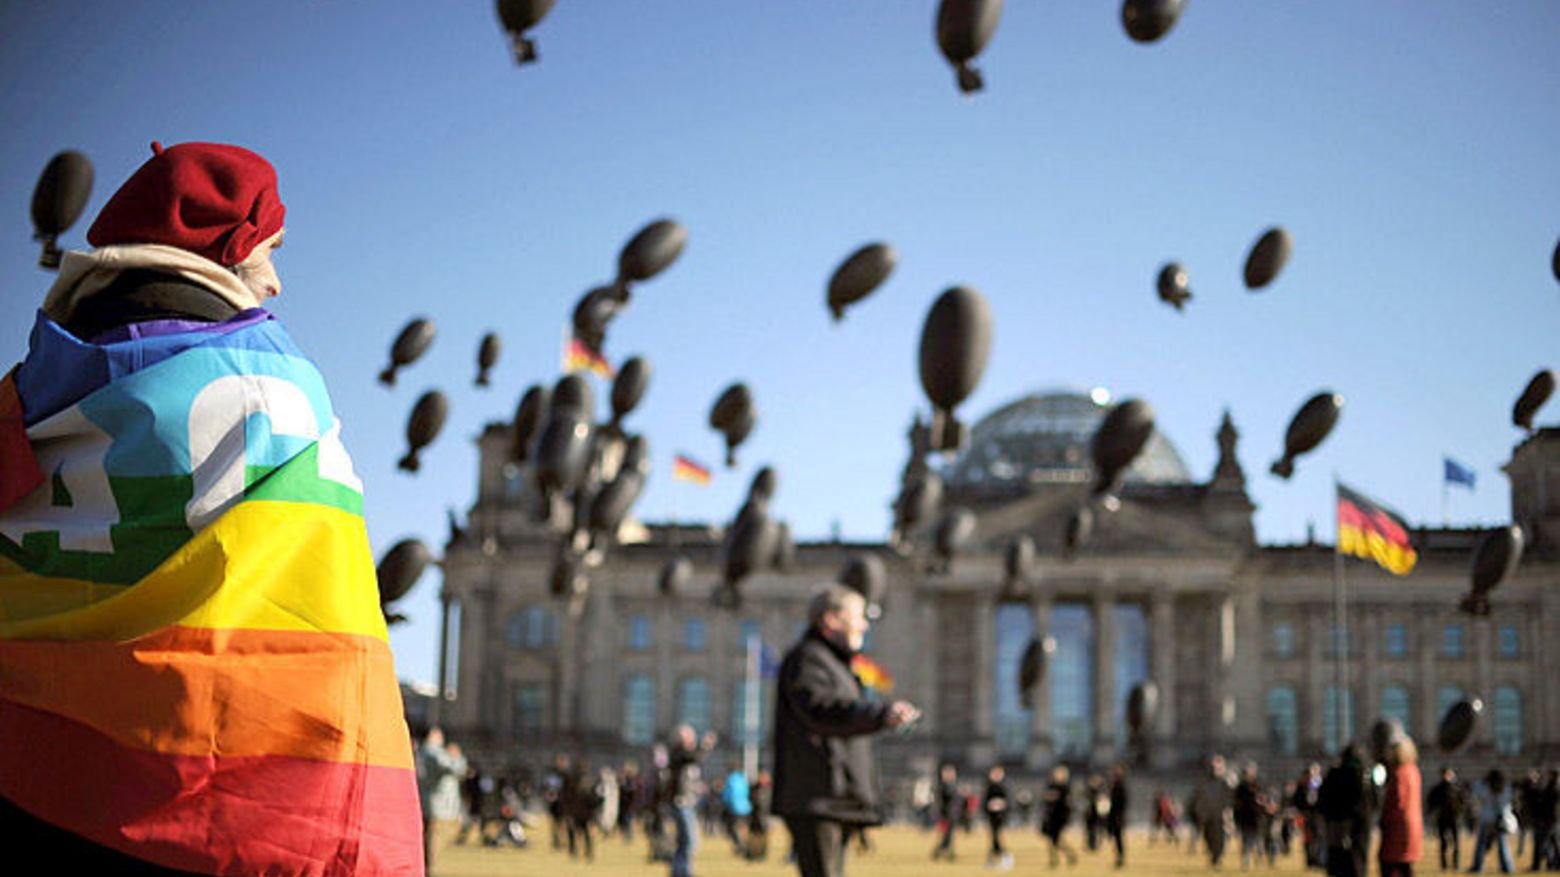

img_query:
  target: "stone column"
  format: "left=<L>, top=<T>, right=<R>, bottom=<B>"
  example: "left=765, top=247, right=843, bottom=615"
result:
left=1416, top=606, right=1437, bottom=740
left=1149, top=589, right=1177, bottom=766
left=557, top=608, right=580, bottom=735
left=1093, top=587, right=1118, bottom=764
left=710, top=611, right=732, bottom=738
left=1212, top=593, right=1236, bottom=748
left=1305, top=606, right=1329, bottom=754
left=1473, top=616, right=1495, bottom=747
left=1027, top=593, right=1054, bottom=768
left=1358, top=609, right=1380, bottom=744
left=655, top=601, right=675, bottom=736
left=432, top=593, right=454, bottom=728
left=969, top=593, right=996, bottom=765
left=918, top=591, right=942, bottom=739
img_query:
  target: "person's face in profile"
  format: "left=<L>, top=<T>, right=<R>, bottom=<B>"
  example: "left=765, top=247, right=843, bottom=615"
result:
left=822, top=595, right=869, bottom=652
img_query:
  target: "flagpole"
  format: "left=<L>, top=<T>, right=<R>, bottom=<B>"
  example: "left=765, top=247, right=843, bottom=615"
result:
left=1333, top=476, right=1351, bottom=752
left=744, top=630, right=760, bottom=779
left=1442, top=472, right=1450, bottom=528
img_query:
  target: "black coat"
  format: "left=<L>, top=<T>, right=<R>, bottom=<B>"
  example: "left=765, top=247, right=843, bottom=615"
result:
left=770, top=629, right=889, bottom=824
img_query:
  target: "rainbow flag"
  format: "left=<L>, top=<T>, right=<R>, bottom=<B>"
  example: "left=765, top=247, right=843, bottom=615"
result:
left=563, top=337, right=613, bottom=378
left=672, top=453, right=712, bottom=485
left=0, top=312, right=421, bottom=875
left=1337, top=482, right=1418, bottom=576
left=850, top=653, right=895, bottom=694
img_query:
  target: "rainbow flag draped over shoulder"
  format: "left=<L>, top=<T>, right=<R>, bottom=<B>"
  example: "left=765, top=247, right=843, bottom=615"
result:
left=0, top=312, right=421, bottom=876
left=850, top=653, right=894, bottom=694
left=1337, top=482, right=1418, bottom=577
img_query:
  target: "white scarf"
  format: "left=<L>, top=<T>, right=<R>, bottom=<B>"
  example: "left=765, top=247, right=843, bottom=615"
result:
left=41, top=244, right=262, bottom=324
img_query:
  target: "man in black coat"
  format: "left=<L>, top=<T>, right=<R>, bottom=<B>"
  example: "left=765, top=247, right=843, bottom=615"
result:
left=772, top=584, right=920, bottom=877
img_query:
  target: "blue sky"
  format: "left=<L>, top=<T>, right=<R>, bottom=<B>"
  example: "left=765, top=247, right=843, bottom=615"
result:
left=3, top=2, right=1557, bottom=685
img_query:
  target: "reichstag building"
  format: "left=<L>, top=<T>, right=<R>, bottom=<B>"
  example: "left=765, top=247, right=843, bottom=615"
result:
left=434, top=390, right=1559, bottom=776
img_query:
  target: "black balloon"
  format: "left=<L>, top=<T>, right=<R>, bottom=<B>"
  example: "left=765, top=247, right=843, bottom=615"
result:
left=475, top=332, right=502, bottom=387
left=495, top=0, right=556, bottom=63
left=572, top=286, right=622, bottom=357
left=589, top=467, right=646, bottom=538
left=376, top=538, right=432, bottom=607
left=1437, top=698, right=1483, bottom=753
left=1271, top=392, right=1343, bottom=479
left=918, top=286, right=993, bottom=452
left=748, top=466, right=778, bottom=506
left=1513, top=369, right=1555, bottom=433
left=621, top=434, right=651, bottom=476
left=1126, top=681, right=1159, bottom=734
left=1471, top=525, right=1524, bottom=595
left=1018, top=636, right=1051, bottom=708
left=1244, top=227, right=1293, bottom=290
left=1091, top=398, right=1155, bottom=499
left=549, top=550, right=588, bottom=599
left=1552, top=237, right=1559, bottom=285
left=1065, top=505, right=1095, bottom=554
left=398, top=390, right=448, bottom=472
left=723, top=500, right=778, bottom=591
left=1004, top=534, right=1036, bottom=592
left=936, top=0, right=1004, bottom=93
left=839, top=553, right=887, bottom=616
left=552, top=374, right=594, bottom=419
left=31, top=150, right=93, bottom=269
left=618, top=219, right=688, bottom=288
left=709, top=383, right=757, bottom=467
left=534, top=417, right=591, bottom=500
left=379, top=318, right=436, bottom=386
left=1157, top=262, right=1192, bottom=311
left=1121, top=0, right=1185, bottom=43
left=827, top=243, right=898, bottom=322
left=659, top=556, right=692, bottom=597
left=610, top=356, right=651, bottom=426
left=509, top=385, right=550, bottom=463
left=933, top=507, right=977, bottom=570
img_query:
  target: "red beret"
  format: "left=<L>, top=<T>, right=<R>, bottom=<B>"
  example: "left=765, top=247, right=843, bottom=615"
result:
left=87, top=141, right=286, bottom=267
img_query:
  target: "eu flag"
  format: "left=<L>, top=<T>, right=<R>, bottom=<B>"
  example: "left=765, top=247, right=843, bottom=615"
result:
left=1444, top=457, right=1476, bottom=490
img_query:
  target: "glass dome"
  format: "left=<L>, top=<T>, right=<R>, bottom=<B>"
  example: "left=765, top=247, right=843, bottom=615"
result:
left=943, top=389, right=1192, bottom=488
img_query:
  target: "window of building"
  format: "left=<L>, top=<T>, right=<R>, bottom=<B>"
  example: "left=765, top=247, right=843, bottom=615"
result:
left=1270, top=621, right=1295, bottom=658
left=627, top=615, right=652, bottom=652
left=994, top=603, right=1036, bottom=760
left=1266, top=686, right=1299, bottom=756
left=622, top=676, right=655, bottom=745
left=1050, top=603, right=1095, bottom=759
left=1113, top=603, right=1149, bottom=745
left=1383, top=623, right=1408, bottom=659
left=1380, top=684, right=1412, bottom=736
left=1493, top=686, right=1522, bottom=755
left=676, top=677, right=711, bottom=732
left=1496, top=625, right=1520, bottom=659
left=731, top=680, right=765, bottom=746
left=1323, top=684, right=1355, bottom=756
left=1440, top=624, right=1465, bottom=658
left=1436, top=685, right=1465, bottom=725
left=683, top=618, right=706, bottom=652
left=512, top=682, right=547, bottom=740
left=507, top=606, right=557, bottom=650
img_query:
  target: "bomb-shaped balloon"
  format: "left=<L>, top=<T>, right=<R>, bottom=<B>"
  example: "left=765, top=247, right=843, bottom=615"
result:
left=894, top=471, right=945, bottom=540
left=933, top=506, right=977, bottom=572
left=399, top=390, right=449, bottom=472
left=827, top=242, right=898, bottom=322
left=552, top=373, right=594, bottom=418
left=1271, top=392, right=1343, bottom=479
left=919, top=286, right=993, bottom=452
left=1513, top=369, right=1555, bottom=433
left=1437, top=698, right=1483, bottom=753
left=1003, top=534, right=1036, bottom=593
left=617, top=218, right=688, bottom=293
left=1091, top=398, right=1155, bottom=502
left=1244, top=227, right=1293, bottom=290
left=709, top=383, right=757, bottom=467
left=475, top=332, right=502, bottom=387
left=588, top=438, right=650, bottom=540
left=659, top=556, right=692, bottom=597
left=1552, top=237, right=1559, bottom=285
left=31, top=150, right=93, bottom=269
left=1121, top=0, right=1186, bottom=43
left=610, top=356, right=651, bottom=427
left=936, top=0, right=1004, bottom=94
left=549, top=549, right=588, bottom=599
left=839, top=553, right=887, bottom=619
left=1471, top=525, right=1524, bottom=597
left=1065, top=505, right=1095, bottom=555
left=1157, top=262, right=1192, bottom=311
left=495, top=0, right=556, bottom=64
left=534, top=376, right=595, bottom=505
left=510, top=384, right=550, bottom=463
left=748, top=466, right=778, bottom=507
left=572, top=286, right=622, bottom=358
left=722, top=499, right=779, bottom=593
left=379, top=318, right=436, bottom=386
left=1018, top=636, right=1055, bottom=709
left=376, top=538, right=432, bottom=623
left=1127, top=681, right=1159, bottom=737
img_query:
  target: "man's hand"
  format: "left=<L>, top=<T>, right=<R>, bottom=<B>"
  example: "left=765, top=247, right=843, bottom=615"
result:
left=884, top=700, right=921, bottom=728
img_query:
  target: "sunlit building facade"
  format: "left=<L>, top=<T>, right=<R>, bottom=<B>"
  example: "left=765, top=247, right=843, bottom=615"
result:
left=434, top=392, right=1560, bottom=777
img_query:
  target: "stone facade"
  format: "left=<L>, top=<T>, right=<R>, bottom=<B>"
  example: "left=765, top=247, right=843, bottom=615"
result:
left=430, top=398, right=1560, bottom=780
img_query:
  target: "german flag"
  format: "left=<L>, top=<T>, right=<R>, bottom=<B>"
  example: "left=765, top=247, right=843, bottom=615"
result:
left=1337, top=482, right=1418, bottom=576
left=672, top=454, right=712, bottom=486
left=564, top=337, right=613, bottom=378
